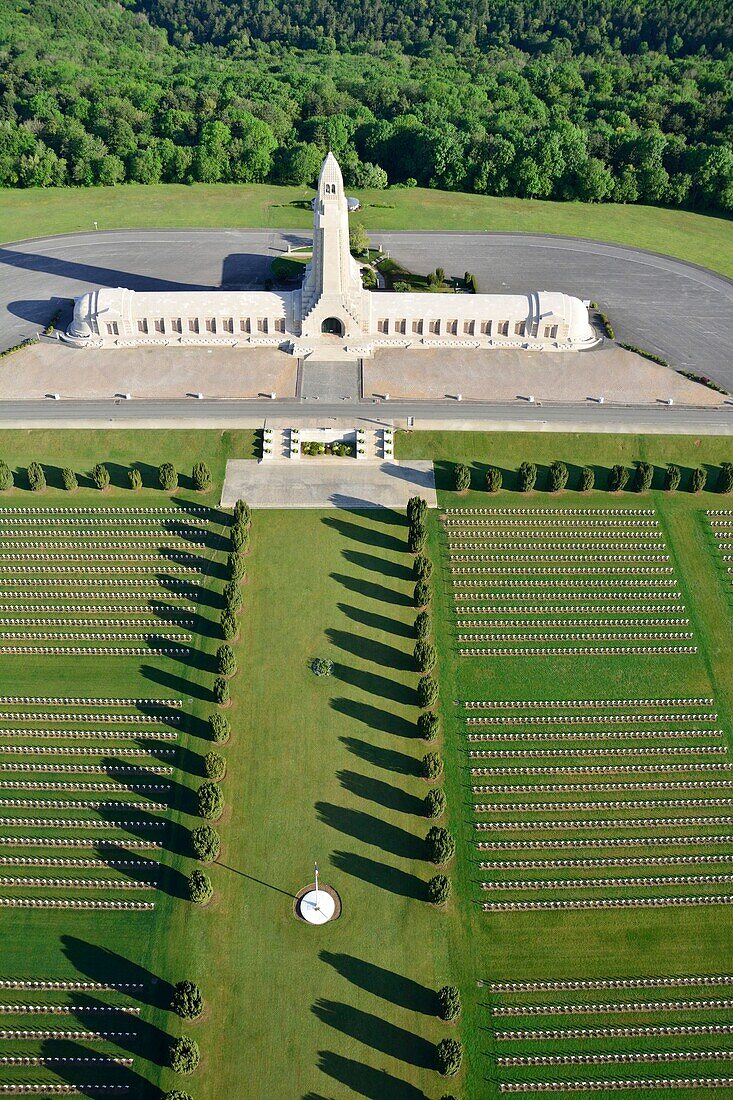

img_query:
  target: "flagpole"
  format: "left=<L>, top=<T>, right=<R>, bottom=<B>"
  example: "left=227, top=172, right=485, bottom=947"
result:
left=314, top=861, right=320, bottom=911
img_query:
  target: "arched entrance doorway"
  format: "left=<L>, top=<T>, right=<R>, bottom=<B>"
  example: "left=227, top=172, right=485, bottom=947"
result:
left=321, top=317, right=344, bottom=336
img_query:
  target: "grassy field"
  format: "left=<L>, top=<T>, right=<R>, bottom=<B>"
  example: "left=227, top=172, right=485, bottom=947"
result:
left=4, top=428, right=733, bottom=1097
left=2, top=183, right=733, bottom=280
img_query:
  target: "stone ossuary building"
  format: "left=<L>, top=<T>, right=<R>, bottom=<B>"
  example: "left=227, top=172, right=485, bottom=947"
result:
left=66, top=153, right=596, bottom=357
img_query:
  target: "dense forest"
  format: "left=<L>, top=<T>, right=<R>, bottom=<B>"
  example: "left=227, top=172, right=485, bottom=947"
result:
left=0, top=0, right=732, bottom=210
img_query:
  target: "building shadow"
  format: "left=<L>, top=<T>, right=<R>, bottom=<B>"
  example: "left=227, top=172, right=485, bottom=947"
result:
left=317, top=802, right=424, bottom=860
left=312, top=1001, right=435, bottom=1068
left=0, top=243, right=214, bottom=292
left=319, top=952, right=437, bottom=1015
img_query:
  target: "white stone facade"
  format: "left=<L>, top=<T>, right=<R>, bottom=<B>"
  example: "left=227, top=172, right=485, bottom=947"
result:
left=65, top=153, right=596, bottom=355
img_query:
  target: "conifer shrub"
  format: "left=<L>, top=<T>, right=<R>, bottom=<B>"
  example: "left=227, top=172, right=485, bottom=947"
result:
left=159, top=462, right=178, bottom=490
left=169, top=1037, right=200, bottom=1075
left=190, top=824, right=220, bottom=862
left=427, top=874, right=451, bottom=905
left=61, top=467, right=77, bottom=491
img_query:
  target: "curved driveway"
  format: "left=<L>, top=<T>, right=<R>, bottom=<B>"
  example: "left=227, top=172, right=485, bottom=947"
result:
left=2, top=228, right=732, bottom=388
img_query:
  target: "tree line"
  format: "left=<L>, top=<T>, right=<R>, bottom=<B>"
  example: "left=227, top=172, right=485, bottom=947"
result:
left=0, top=0, right=732, bottom=211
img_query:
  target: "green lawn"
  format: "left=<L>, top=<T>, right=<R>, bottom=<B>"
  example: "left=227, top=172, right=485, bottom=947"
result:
left=2, top=183, right=733, bottom=280
left=4, top=429, right=733, bottom=1098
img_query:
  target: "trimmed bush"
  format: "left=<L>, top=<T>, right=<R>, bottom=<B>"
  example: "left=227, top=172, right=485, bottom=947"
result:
left=187, top=868, right=213, bottom=904
left=424, top=788, right=446, bottom=818
left=421, top=752, right=444, bottom=780
left=164, top=1093, right=194, bottom=1100
left=208, top=714, right=230, bottom=744
left=608, top=464, right=629, bottom=492
left=61, top=467, right=77, bottom=491
left=171, top=980, right=204, bottom=1020
left=220, top=609, right=237, bottom=641
left=486, top=466, right=502, bottom=493
left=418, top=712, right=440, bottom=742
left=27, top=462, right=45, bottom=492
left=92, top=463, right=110, bottom=490
left=128, top=468, right=142, bottom=491
left=204, top=751, right=226, bottom=780
left=413, top=555, right=433, bottom=582
left=548, top=461, right=568, bottom=492
left=213, top=677, right=230, bottom=706
left=518, top=462, right=537, bottom=492
left=169, top=1036, right=200, bottom=1075
left=436, top=1037, right=463, bottom=1077
left=426, top=825, right=455, bottom=864
left=311, top=657, right=334, bottom=676
left=414, top=581, right=431, bottom=609
left=580, top=466, right=595, bottom=492
left=233, top=500, right=251, bottom=527
left=427, top=874, right=451, bottom=905
left=231, top=524, right=250, bottom=554
left=665, top=464, right=681, bottom=491
left=197, top=781, right=224, bottom=820
left=229, top=553, right=247, bottom=582
left=414, top=610, right=432, bottom=639
left=437, top=985, right=461, bottom=1022
left=192, top=461, right=212, bottom=491
left=691, top=465, right=708, bottom=493
left=217, top=644, right=237, bottom=677
left=223, top=582, right=243, bottom=614
left=159, top=462, right=178, bottom=491
left=408, top=520, right=427, bottom=554
left=717, top=462, right=733, bottom=494
left=417, top=675, right=439, bottom=709
left=414, top=639, right=437, bottom=672
left=454, top=463, right=471, bottom=492
left=407, top=496, right=427, bottom=526
left=0, top=462, right=13, bottom=491
left=190, top=824, right=220, bottom=862
left=635, top=462, right=653, bottom=492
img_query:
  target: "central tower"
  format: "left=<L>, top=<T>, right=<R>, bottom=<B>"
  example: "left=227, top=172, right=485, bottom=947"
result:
left=299, top=153, right=365, bottom=341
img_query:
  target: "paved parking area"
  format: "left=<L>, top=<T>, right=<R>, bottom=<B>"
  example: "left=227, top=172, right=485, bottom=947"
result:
left=220, top=459, right=437, bottom=508
left=4, top=228, right=733, bottom=389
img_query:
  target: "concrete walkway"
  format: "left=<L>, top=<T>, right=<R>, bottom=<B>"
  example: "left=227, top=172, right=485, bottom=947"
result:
left=220, top=459, right=437, bottom=509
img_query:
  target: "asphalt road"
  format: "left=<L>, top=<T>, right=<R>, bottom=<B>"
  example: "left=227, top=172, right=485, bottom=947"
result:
left=0, top=398, right=730, bottom=436
left=2, top=227, right=733, bottom=387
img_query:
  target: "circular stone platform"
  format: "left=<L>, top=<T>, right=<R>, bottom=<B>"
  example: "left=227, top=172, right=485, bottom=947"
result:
left=294, top=882, right=342, bottom=924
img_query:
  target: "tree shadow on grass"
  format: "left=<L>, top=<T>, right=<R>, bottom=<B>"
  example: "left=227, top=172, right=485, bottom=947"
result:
left=38, top=1040, right=160, bottom=1098
left=337, top=770, right=425, bottom=816
left=148, top=600, right=221, bottom=641
left=61, top=936, right=174, bottom=1011
left=315, top=1051, right=429, bottom=1099
left=322, top=516, right=406, bottom=554
left=331, top=850, right=426, bottom=900
left=316, top=802, right=425, bottom=860
left=156, top=574, right=222, bottom=610
left=337, top=602, right=414, bottom=639
left=340, top=737, right=421, bottom=776
left=140, top=663, right=212, bottom=703
left=319, top=952, right=437, bottom=1015
left=341, top=550, right=414, bottom=582
left=327, top=628, right=414, bottom=672
left=330, top=698, right=416, bottom=739
left=334, top=665, right=417, bottom=707
left=331, top=572, right=413, bottom=608
left=312, top=1002, right=435, bottom=1068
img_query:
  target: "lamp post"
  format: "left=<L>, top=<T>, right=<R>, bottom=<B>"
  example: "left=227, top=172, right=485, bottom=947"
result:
left=314, top=861, right=320, bottom=912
